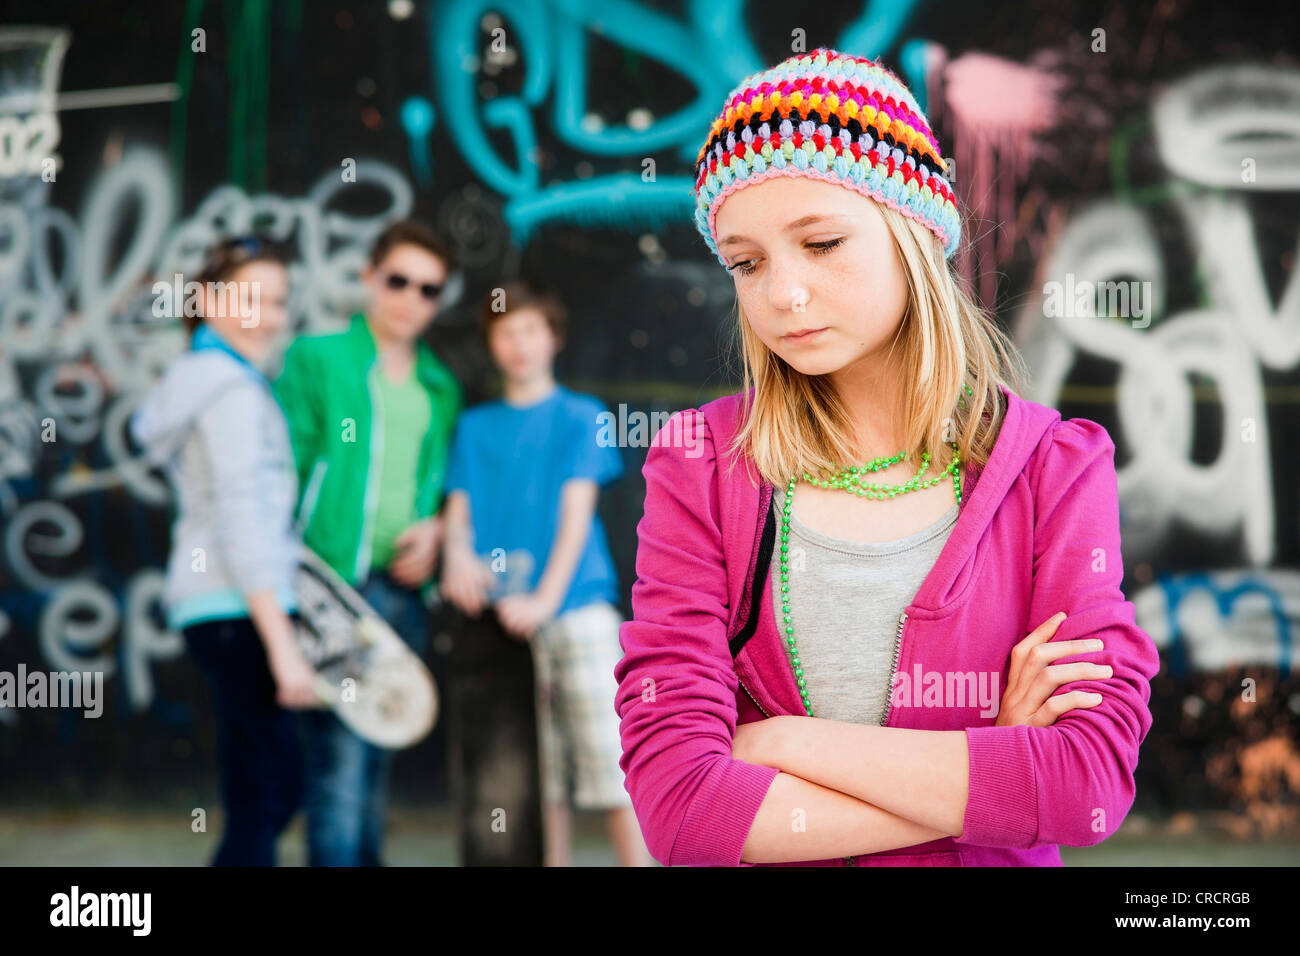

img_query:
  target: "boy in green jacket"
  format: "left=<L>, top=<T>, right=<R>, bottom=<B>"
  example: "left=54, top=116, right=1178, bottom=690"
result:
left=274, top=219, right=463, bottom=866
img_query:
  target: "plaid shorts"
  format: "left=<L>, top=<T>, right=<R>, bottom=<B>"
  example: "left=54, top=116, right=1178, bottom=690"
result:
left=531, top=599, right=632, bottom=810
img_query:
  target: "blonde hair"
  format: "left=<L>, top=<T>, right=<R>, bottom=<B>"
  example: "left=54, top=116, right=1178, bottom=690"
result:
left=721, top=202, right=1029, bottom=489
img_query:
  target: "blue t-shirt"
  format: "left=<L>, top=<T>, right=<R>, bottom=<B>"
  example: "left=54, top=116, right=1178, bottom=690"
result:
left=442, top=384, right=623, bottom=617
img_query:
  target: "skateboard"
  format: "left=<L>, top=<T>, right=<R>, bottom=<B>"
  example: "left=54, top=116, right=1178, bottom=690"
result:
left=292, top=547, right=438, bottom=750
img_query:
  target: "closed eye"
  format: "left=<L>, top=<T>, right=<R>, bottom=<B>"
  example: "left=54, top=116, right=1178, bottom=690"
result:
left=808, top=237, right=846, bottom=256
left=727, top=237, right=846, bottom=277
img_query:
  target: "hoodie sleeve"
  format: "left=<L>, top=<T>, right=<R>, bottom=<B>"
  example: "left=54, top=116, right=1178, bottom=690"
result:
left=613, top=408, right=780, bottom=867
left=955, top=417, right=1160, bottom=849
left=193, top=378, right=286, bottom=595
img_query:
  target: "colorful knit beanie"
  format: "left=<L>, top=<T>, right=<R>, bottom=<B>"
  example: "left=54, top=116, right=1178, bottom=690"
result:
left=692, top=48, right=961, bottom=266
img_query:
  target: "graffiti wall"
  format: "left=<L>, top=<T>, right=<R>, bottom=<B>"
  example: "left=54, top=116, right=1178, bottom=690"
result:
left=1, top=0, right=1297, bottom=827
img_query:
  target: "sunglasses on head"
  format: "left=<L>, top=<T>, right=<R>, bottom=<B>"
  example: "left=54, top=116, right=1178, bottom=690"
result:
left=200, top=234, right=287, bottom=284
left=382, top=271, right=443, bottom=302
left=221, top=234, right=270, bottom=253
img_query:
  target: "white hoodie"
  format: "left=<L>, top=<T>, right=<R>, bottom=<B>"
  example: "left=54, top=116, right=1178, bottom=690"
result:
left=131, top=344, right=300, bottom=629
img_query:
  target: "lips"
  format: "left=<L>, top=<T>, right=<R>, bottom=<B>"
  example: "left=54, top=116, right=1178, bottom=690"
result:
left=783, top=327, right=828, bottom=342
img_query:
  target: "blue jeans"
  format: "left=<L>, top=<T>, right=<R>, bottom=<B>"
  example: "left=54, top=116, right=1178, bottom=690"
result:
left=300, top=571, right=430, bottom=866
left=184, top=616, right=303, bottom=866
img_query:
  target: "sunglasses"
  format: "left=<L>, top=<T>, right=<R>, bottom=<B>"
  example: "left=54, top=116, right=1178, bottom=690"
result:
left=220, top=235, right=273, bottom=254
left=382, top=271, right=443, bottom=302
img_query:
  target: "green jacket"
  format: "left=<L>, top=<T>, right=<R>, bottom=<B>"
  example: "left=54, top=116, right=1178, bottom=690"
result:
left=273, top=314, right=464, bottom=586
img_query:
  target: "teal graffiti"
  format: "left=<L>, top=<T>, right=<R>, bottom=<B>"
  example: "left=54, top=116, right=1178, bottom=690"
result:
left=421, top=0, right=923, bottom=244
left=401, top=96, right=437, bottom=187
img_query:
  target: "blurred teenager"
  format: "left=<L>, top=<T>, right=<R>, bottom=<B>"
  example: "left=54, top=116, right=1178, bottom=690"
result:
left=132, top=236, right=312, bottom=866
left=439, top=280, right=650, bottom=866
left=273, top=219, right=464, bottom=866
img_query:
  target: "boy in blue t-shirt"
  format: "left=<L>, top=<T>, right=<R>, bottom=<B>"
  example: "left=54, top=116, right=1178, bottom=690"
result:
left=439, top=280, right=649, bottom=867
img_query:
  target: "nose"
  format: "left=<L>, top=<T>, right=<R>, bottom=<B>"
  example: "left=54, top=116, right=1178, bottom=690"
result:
left=766, top=253, right=810, bottom=313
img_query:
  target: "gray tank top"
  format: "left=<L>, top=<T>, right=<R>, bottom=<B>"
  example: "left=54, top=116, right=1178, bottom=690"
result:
left=770, top=484, right=959, bottom=724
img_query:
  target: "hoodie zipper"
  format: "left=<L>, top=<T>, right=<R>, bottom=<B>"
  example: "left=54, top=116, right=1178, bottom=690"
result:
left=737, top=488, right=911, bottom=866
left=843, top=610, right=908, bottom=868
left=881, top=611, right=907, bottom=726
left=737, top=678, right=770, bottom=717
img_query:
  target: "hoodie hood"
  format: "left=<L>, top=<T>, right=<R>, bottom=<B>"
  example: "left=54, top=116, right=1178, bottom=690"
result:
left=130, top=348, right=261, bottom=465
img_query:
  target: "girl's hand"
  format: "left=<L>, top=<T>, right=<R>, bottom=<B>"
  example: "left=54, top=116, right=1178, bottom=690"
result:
left=996, top=612, right=1111, bottom=728
left=246, top=589, right=323, bottom=709
left=269, top=643, right=321, bottom=710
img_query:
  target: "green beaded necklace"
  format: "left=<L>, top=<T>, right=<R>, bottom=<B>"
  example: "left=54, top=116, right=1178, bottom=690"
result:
left=776, top=384, right=973, bottom=718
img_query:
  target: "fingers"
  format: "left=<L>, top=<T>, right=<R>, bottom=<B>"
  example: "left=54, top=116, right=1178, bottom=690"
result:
left=278, top=685, right=318, bottom=710
left=479, top=564, right=497, bottom=588
left=391, top=541, right=429, bottom=568
left=312, top=676, right=335, bottom=707
left=389, top=555, right=416, bottom=582
left=440, top=552, right=497, bottom=616
left=447, top=557, right=495, bottom=609
left=391, top=563, right=424, bottom=588
left=1031, top=611, right=1068, bottom=637
left=391, top=548, right=435, bottom=586
left=496, top=601, right=519, bottom=631
left=1039, top=689, right=1104, bottom=723
left=444, top=587, right=470, bottom=616
left=1031, top=637, right=1106, bottom=666
left=1009, top=649, right=1108, bottom=719
left=494, top=601, right=534, bottom=640
left=997, top=607, right=1120, bottom=728
left=393, top=519, right=432, bottom=548
left=1010, top=612, right=1067, bottom=664
left=466, top=581, right=488, bottom=614
left=1034, top=660, right=1112, bottom=693
left=470, top=565, right=493, bottom=608
left=445, top=574, right=487, bottom=616
left=501, top=619, right=533, bottom=642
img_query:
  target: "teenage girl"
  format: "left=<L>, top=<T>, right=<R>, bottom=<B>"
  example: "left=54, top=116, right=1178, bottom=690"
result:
left=614, top=49, right=1159, bottom=866
left=133, top=237, right=316, bottom=866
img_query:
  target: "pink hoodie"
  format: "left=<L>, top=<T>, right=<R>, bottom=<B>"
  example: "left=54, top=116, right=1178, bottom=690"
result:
left=614, top=384, right=1160, bottom=866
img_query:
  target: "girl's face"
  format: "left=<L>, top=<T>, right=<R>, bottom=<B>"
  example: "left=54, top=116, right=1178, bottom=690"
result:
left=712, top=176, right=910, bottom=381
left=203, top=259, right=289, bottom=364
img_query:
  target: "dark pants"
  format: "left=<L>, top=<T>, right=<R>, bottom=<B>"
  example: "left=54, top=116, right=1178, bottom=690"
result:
left=299, top=571, right=431, bottom=866
left=183, top=616, right=303, bottom=867
left=444, top=604, right=544, bottom=866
